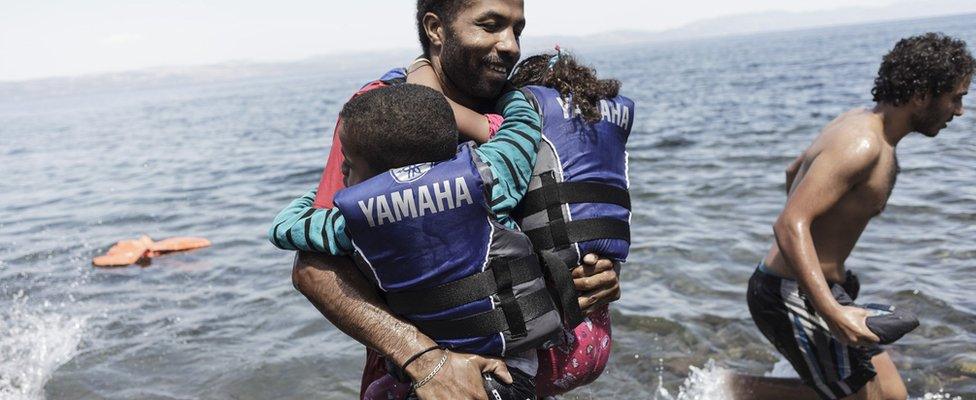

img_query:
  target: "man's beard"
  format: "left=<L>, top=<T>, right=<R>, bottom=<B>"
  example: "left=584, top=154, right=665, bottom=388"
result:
left=440, top=30, right=516, bottom=103
left=910, top=100, right=946, bottom=137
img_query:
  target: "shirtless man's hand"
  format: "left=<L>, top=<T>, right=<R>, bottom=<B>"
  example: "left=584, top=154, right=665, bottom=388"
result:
left=827, top=305, right=880, bottom=346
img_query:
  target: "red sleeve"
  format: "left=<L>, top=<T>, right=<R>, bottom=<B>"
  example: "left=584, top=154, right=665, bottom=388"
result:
left=311, top=80, right=390, bottom=208
left=311, top=124, right=346, bottom=208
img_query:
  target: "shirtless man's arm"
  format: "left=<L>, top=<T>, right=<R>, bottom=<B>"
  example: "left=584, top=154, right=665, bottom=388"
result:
left=772, top=134, right=881, bottom=346
left=784, top=153, right=803, bottom=195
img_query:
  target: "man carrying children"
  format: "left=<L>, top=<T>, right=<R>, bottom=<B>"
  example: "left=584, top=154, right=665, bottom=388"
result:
left=283, top=1, right=622, bottom=399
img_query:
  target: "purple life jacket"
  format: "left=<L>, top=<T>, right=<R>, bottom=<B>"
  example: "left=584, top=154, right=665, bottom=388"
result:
left=333, top=143, right=562, bottom=356
left=516, top=85, right=634, bottom=328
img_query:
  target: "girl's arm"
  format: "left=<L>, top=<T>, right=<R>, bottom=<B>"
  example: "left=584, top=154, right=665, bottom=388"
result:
left=268, top=189, right=353, bottom=255
left=474, top=90, right=543, bottom=225
left=406, top=59, right=493, bottom=143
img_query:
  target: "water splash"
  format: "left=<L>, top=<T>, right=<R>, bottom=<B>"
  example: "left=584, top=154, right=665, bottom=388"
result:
left=765, top=358, right=799, bottom=378
left=653, top=360, right=734, bottom=400
left=674, top=360, right=734, bottom=400
left=919, top=391, right=962, bottom=400
left=0, top=291, right=85, bottom=400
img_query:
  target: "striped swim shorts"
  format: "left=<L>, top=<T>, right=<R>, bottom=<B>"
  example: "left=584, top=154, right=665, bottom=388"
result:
left=747, top=263, right=882, bottom=399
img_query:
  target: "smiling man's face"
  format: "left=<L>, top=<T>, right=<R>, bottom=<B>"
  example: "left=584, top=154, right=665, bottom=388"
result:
left=439, top=0, right=525, bottom=101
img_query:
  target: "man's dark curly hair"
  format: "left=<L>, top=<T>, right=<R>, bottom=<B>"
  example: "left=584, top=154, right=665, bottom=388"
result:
left=340, top=84, right=458, bottom=173
left=511, top=51, right=621, bottom=123
left=872, top=33, right=974, bottom=106
left=416, top=0, right=471, bottom=57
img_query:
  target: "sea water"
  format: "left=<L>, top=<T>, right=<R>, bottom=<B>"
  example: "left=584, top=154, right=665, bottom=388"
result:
left=1, top=13, right=974, bottom=400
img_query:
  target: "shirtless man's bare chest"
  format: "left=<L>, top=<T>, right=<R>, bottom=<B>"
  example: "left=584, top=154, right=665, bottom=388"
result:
left=765, top=109, right=899, bottom=283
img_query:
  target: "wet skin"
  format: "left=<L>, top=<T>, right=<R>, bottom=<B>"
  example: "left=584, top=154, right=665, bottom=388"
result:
left=765, top=76, right=970, bottom=284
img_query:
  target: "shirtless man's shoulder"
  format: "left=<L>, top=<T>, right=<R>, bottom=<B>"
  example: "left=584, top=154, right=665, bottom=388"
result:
left=805, top=109, right=884, bottom=166
left=787, top=108, right=887, bottom=201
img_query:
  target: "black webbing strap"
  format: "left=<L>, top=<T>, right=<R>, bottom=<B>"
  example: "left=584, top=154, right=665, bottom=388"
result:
left=493, top=259, right=527, bottom=338
left=541, top=173, right=564, bottom=228
left=539, top=250, right=584, bottom=328
left=413, top=288, right=555, bottom=340
left=386, top=255, right=542, bottom=315
left=525, top=218, right=631, bottom=250
left=521, top=182, right=631, bottom=215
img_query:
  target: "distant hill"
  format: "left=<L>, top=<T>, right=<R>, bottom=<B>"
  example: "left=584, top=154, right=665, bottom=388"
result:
left=520, top=0, right=976, bottom=52
left=0, top=49, right=415, bottom=101
left=2, top=0, right=975, bottom=98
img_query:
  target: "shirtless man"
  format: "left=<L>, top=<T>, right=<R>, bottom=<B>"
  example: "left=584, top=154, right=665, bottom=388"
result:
left=746, top=33, right=973, bottom=400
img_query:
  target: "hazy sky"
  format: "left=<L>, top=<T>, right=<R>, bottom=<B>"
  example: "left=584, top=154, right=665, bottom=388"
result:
left=0, top=0, right=903, bottom=81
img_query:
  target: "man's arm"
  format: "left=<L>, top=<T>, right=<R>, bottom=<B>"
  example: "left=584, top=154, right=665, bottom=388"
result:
left=785, top=153, right=804, bottom=195
left=292, top=252, right=511, bottom=400
left=772, top=134, right=881, bottom=346
left=292, top=252, right=433, bottom=364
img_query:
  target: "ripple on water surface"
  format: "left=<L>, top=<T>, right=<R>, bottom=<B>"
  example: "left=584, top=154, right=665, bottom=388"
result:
left=1, top=13, right=975, bottom=400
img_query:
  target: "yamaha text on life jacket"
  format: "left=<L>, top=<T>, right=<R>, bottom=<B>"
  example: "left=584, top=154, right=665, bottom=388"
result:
left=334, top=143, right=563, bottom=356
left=516, top=85, right=635, bottom=329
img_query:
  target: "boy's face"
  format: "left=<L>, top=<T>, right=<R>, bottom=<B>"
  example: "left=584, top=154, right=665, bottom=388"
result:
left=338, top=124, right=374, bottom=187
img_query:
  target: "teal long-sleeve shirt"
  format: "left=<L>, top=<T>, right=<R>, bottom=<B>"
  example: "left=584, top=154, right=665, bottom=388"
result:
left=268, top=90, right=542, bottom=254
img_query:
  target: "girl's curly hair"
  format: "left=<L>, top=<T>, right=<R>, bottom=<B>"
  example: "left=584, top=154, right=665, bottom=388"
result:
left=872, top=33, right=974, bottom=106
left=510, top=51, right=620, bottom=123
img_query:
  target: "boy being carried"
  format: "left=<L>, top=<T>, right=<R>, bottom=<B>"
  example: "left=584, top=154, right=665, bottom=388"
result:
left=270, top=83, right=560, bottom=399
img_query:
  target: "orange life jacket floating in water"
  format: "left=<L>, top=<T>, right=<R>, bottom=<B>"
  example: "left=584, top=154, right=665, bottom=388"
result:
left=92, top=235, right=210, bottom=267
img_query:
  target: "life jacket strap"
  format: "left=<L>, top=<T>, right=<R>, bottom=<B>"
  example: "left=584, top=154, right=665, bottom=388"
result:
left=385, top=255, right=542, bottom=315
left=492, top=259, right=527, bottom=338
left=539, top=250, right=584, bottom=328
left=521, top=181, right=631, bottom=215
left=525, top=218, right=631, bottom=251
left=412, top=288, right=555, bottom=340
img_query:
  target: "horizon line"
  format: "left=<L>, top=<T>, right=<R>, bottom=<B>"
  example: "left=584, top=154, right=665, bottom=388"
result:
left=2, top=9, right=973, bottom=85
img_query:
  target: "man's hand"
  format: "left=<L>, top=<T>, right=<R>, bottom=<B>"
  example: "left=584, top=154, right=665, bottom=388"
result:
left=824, top=305, right=880, bottom=346
left=572, top=253, right=621, bottom=315
left=409, top=350, right=511, bottom=400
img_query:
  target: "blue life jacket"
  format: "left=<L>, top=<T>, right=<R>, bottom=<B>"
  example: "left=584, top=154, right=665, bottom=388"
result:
left=377, top=68, right=407, bottom=85
left=516, top=85, right=634, bottom=328
left=333, top=143, right=563, bottom=356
